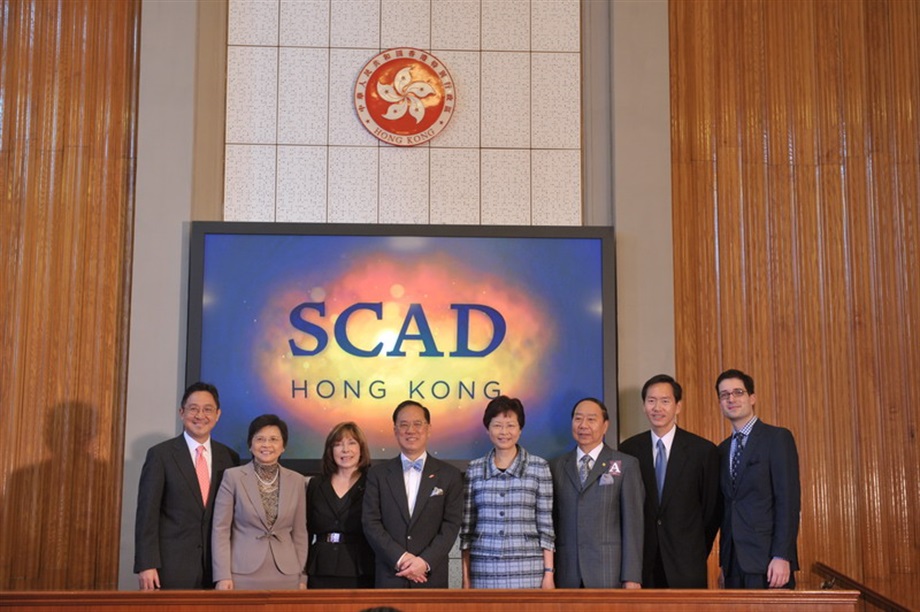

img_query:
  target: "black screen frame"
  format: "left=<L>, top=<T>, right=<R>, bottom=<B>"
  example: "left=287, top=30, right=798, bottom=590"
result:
left=186, top=222, right=617, bottom=475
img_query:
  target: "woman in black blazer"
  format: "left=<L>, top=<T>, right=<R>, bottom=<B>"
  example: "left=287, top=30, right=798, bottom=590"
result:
left=307, top=421, right=375, bottom=588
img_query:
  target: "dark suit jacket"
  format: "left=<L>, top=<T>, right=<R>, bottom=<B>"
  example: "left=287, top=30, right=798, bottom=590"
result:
left=306, top=473, right=375, bottom=579
left=362, top=455, right=463, bottom=588
left=619, top=427, right=721, bottom=588
left=718, top=419, right=800, bottom=576
left=550, top=444, right=644, bottom=588
left=134, top=434, right=240, bottom=588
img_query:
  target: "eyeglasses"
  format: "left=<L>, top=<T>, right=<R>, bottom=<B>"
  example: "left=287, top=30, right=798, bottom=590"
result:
left=184, top=404, right=216, bottom=416
left=252, top=435, right=283, bottom=445
left=397, top=421, right=427, bottom=433
left=718, top=389, right=747, bottom=402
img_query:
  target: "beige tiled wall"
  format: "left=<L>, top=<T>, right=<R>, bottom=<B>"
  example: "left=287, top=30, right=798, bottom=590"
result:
left=224, top=0, right=582, bottom=225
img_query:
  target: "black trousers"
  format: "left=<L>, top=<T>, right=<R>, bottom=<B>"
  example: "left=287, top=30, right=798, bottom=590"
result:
left=724, top=544, right=795, bottom=589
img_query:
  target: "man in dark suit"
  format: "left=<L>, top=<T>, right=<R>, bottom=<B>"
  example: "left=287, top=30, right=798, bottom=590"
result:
left=550, top=397, right=644, bottom=588
left=715, top=369, right=800, bottom=589
left=362, top=400, right=463, bottom=588
left=619, top=374, right=721, bottom=588
left=134, top=382, right=240, bottom=589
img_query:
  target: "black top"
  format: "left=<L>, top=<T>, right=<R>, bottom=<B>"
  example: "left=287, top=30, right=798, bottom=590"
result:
left=306, top=473, right=375, bottom=578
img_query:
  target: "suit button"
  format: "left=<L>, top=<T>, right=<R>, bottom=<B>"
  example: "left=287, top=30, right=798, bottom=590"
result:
left=499, top=511, right=505, bottom=517
left=407, top=535, right=412, bottom=540
left=657, top=519, right=662, bottom=526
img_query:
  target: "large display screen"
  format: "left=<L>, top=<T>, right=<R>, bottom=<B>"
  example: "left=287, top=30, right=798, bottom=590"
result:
left=186, top=223, right=617, bottom=464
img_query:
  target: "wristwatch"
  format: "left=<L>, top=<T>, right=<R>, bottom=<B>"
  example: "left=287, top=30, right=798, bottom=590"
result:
left=543, top=567, right=555, bottom=573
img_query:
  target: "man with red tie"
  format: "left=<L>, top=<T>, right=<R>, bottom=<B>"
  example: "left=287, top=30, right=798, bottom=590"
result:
left=134, top=382, right=240, bottom=589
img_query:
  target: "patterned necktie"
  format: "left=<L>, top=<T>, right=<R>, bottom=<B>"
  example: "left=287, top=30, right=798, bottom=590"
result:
left=195, top=445, right=210, bottom=504
left=655, top=439, right=667, bottom=497
left=579, top=454, right=593, bottom=485
left=730, top=432, right=745, bottom=485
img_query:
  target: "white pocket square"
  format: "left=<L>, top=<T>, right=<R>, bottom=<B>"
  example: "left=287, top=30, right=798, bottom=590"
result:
left=430, top=487, right=444, bottom=497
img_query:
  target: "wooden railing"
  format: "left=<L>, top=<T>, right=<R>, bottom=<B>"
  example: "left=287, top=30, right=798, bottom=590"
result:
left=813, top=562, right=916, bottom=612
left=0, top=588, right=859, bottom=611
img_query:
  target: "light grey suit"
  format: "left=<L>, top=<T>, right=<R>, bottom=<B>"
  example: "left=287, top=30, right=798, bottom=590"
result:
left=211, top=463, right=308, bottom=584
left=551, top=444, right=644, bottom=588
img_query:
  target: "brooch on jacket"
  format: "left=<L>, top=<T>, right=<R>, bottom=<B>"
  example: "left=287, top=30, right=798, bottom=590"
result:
left=598, top=460, right=622, bottom=486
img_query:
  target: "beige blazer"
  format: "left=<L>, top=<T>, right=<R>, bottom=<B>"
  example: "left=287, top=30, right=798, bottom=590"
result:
left=211, top=463, right=308, bottom=582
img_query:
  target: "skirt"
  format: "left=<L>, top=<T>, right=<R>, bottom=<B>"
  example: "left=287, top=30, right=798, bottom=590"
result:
left=470, top=554, right=544, bottom=589
left=231, top=551, right=303, bottom=590
left=308, top=573, right=375, bottom=589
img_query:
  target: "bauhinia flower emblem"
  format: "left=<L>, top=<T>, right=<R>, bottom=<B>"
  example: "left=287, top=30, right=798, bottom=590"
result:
left=376, top=66, right=436, bottom=124
left=354, top=48, right=455, bottom=146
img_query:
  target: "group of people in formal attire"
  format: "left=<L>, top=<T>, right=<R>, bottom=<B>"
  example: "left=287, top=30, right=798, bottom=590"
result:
left=134, top=368, right=800, bottom=591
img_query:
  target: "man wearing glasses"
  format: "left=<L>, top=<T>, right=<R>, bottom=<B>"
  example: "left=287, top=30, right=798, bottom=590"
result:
left=134, top=382, right=240, bottom=589
left=362, top=400, right=463, bottom=587
left=715, top=369, right=800, bottom=589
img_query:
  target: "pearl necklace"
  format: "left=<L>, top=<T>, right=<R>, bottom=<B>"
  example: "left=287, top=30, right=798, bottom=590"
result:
left=254, top=463, right=280, bottom=486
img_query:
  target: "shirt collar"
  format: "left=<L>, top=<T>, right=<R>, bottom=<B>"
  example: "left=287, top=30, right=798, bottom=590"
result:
left=733, top=415, right=759, bottom=437
left=576, top=443, right=603, bottom=463
left=183, top=431, right=211, bottom=453
left=400, top=451, right=428, bottom=468
left=651, top=424, right=677, bottom=448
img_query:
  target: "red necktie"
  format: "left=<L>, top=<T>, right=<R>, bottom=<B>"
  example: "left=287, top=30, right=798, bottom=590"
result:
left=195, top=445, right=210, bottom=504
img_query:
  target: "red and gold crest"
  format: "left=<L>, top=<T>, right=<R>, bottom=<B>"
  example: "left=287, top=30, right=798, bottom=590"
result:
left=354, top=48, right=455, bottom=146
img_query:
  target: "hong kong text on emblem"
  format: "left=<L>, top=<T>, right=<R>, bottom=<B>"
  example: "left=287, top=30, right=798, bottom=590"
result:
left=354, top=48, right=455, bottom=147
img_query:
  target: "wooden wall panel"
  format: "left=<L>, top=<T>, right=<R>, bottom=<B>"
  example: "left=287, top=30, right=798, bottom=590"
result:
left=0, top=0, right=139, bottom=590
left=671, top=0, right=920, bottom=590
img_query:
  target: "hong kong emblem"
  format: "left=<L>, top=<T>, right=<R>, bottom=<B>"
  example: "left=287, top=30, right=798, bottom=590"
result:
left=354, top=48, right=455, bottom=147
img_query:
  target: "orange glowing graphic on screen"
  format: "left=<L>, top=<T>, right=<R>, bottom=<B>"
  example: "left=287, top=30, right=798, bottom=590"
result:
left=253, top=251, right=555, bottom=452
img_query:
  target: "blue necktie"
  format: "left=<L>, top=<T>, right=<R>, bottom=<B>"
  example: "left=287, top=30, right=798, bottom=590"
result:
left=403, top=457, right=423, bottom=472
left=655, top=439, right=667, bottom=497
left=730, top=432, right=744, bottom=485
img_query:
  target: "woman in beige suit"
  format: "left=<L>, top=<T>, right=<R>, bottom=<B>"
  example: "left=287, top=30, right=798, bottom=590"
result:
left=212, top=414, right=308, bottom=589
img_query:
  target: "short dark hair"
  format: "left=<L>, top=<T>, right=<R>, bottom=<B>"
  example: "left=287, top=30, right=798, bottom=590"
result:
left=641, top=374, right=683, bottom=403
left=181, top=381, right=220, bottom=411
left=715, top=369, right=755, bottom=394
left=247, top=414, right=289, bottom=448
left=321, top=421, right=372, bottom=477
left=392, top=400, right=431, bottom=424
left=571, top=397, right=609, bottom=421
left=482, top=395, right=525, bottom=429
